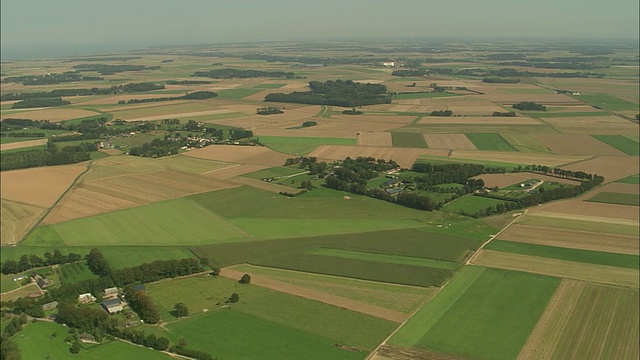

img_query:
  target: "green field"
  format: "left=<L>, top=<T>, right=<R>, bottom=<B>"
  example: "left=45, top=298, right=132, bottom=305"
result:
left=258, top=136, right=356, bottom=155
left=616, top=174, right=640, bottom=184
left=586, top=192, right=639, bottom=206
left=485, top=240, right=639, bottom=269
left=576, top=94, right=639, bottom=111
left=520, top=215, right=639, bottom=237
left=500, top=133, right=552, bottom=153
left=215, top=88, right=263, bottom=99
left=308, top=248, right=460, bottom=270
left=0, top=136, right=44, bottom=144
left=391, top=267, right=559, bottom=360
left=229, top=264, right=434, bottom=313
left=254, top=83, right=285, bottom=89
left=392, top=92, right=456, bottom=100
left=465, top=133, right=517, bottom=151
left=391, top=132, right=428, bottom=148
left=591, top=135, right=639, bottom=155
left=12, top=321, right=171, bottom=360
left=442, top=195, right=513, bottom=216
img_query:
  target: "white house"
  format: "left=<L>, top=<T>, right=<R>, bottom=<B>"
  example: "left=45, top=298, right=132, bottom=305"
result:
left=78, top=293, right=96, bottom=304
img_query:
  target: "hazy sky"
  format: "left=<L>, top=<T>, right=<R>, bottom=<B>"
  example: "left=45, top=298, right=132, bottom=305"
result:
left=1, top=0, right=638, bottom=58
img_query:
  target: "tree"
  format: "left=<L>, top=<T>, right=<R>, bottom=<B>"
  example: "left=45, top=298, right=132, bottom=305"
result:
left=154, top=337, right=170, bottom=351
left=171, top=303, right=189, bottom=318
left=69, top=341, right=82, bottom=354
left=228, top=293, right=240, bottom=303
left=238, top=274, right=251, bottom=284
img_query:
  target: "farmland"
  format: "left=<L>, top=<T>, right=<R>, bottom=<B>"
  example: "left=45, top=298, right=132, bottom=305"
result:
left=591, top=135, right=639, bottom=155
left=465, top=133, right=517, bottom=151
left=586, top=191, right=640, bottom=206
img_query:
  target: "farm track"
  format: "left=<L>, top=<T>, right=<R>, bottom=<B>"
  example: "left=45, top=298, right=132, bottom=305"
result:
left=219, top=268, right=407, bottom=323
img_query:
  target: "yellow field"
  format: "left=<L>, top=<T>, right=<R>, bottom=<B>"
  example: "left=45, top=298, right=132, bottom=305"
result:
left=0, top=199, right=46, bottom=245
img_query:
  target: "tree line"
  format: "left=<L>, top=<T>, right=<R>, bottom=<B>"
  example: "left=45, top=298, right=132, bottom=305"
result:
left=11, top=98, right=70, bottom=109
left=1, top=250, right=83, bottom=275
left=512, top=101, right=546, bottom=111
left=265, top=79, right=392, bottom=107
left=73, top=64, right=160, bottom=75
left=1, top=82, right=166, bottom=101
left=0, top=141, right=94, bottom=171
left=123, top=90, right=217, bottom=104
left=193, top=68, right=295, bottom=79
left=2, top=72, right=103, bottom=86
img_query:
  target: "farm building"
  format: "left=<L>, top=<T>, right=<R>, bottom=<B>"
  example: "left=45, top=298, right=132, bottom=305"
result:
left=41, top=301, right=58, bottom=311
left=36, top=278, right=51, bottom=289
left=79, top=333, right=97, bottom=343
left=385, top=187, right=404, bottom=195
left=78, top=293, right=96, bottom=304
left=103, top=287, right=119, bottom=298
left=12, top=275, right=28, bottom=282
left=102, top=298, right=124, bottom=314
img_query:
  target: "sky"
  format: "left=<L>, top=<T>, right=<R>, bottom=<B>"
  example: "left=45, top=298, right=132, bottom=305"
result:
left=1, top=0, right=638, bottom=59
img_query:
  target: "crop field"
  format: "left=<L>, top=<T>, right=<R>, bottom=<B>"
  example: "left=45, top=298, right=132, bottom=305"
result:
left=357, top=131, right=393, bottom=147
left=518, top=280, right=639, bottom=360
left=575, top=94, right=639, bottom=111
left=390, top=131, right=428, bottom=148
left=308, top=145, right=427, bottom=168
left=392, top=92, right=456, bottom=100
left=519, top=214, right=639, bottom=237
left=422, top=134, right=477, bottom=150
left=442, top=195, right=513, bottom=215
left=227, top=264, right=434, bottom=313
left=500, top=133, right=553, bottom=153
left=258, top=135, right=356, bottom=155
left=616, top=173, right=640, bottom=184
left=591, top=135, right=639, bottom=155
left=497, top=224, right=639, bottom=255
left=216, top=88, right=263, bottom=99
left=391, top=267, right=559, bottom=360
left=532, top=134, right=625, bottom=156
left=308, top=248, right=460, bottom=270
left=254, top=83, right=286, bottom=89
left=465, top=133, right=517, bottom=151
left=1, top=199, right=45, bottom=245
left=471, top=250, right=639, bottom=288
left=485, top=240, right=639, bottom=269
left=0, top=108, right=101, bottom=122
left=184, top=144, right=291, bottom=166
left=586, top=191, right=639, bottom=206
left=533, top=199, right=640, bottom=222
left=562, top=156, right=640, bottom=182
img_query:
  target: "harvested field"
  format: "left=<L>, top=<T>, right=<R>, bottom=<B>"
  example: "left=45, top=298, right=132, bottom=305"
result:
left=580, top=182, right=639, bottom=197
left=0, top=163, right=87, bottom=207
left=423, top=134, right=477, bottom=150
left=474, top=173, right=579, bottom=189
left=0, top=139, right=48, bottom=151
left=44, top=169, right=235, bottom=224
left=471, top=250, right=639, bottom=288
left=124, top=109, right=235, bottom=122
left=203, top=164, right=269, bottom=180
left=357, top=131, right=393, bottom=147
left=428, top=97, right=509, bottom=115
left=561, top=156, right=640, bottom=183
left=533, top=134, right=625, bottom=156
left=0, top=199, right=46, bottom=245
left=532, top=200, right=639, bottom=222
left=500, top=133, right=552, bottom=153
left=518, top=280, right=639, bottom=360
left=542, top=116, right=638, bottom=134
left=417, top=116, right=541, bottom=125
left=184, top=145, right=291, bottom=166
left=308, top=145, right=427, bottom=168
left=497, top=224, right=639, bottom=255
left=219, top=267, right=407, bottom=323
left=449, top=150, right=588, bottom=167
left=229, top=177, right=295, bottom=194
left=0, top=108, right=100, bottom=122
left=587, top=192, right=640, bottom=207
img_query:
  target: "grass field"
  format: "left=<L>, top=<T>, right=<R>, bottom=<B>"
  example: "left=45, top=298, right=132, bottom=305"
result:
left=519, top=281, right=639, bottom=360
left=519, top=215, right=639, bottom=237
left=393, top=92, right=457, bottom=100
left=500, top=133, right=553, bottom=153
left=228, top=264, right=434, bottom=313
left=58, top=261, right=98, bottom=283
left=216, top=88, right=263, bottom=99
left=591, top=135, right=639, bottom=155
left=12, top=321, right=171, bottom=360
left=586, top=192, right=639, bottom=206
left=485, top=240, right=639, bottom=269
left=576, top=94, right=639, bottom=111
left=258, top=136, right=356, bottom=156
left=308, top=248, right=459, bottom=270
left=442, top=195, right=513, bottom=215
left=391, top=267, right=559, bottom=360
left=391, top=132, right=428, bottom=148
left=615, top=173, right=640, bottom=184
left=465, top=133, right=517, bottom=151
left=254, top=84, right=285, bottom=89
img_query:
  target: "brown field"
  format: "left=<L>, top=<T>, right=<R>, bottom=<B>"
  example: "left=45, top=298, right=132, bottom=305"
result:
left=44, top=169, right=235, bottom=224
left=203, top=164, right=269, bottom=180
left=448, top=150, right=589, bottom=167
left=0, top=199, right=46, bottom=245
left=183, top=145, right=290, bottom=166
left=422, top=134, right=477, bottom=150
left=533, top=134, right=625, bottom=156
left=357, top=131, right=393, bottom=147
left=518, top=280, right=639, bottom=360
left=471, top=250, right=639, bottom=288
left=497, top=224, right=639, bottom=255
left=0, top=163, right=87, bottom=208
left=0, top=283, right=43, bottom=302
left=482, top=92, right=582, bottom=105
left=527, top=211, right=639, bottom=227
left=0, top=108, right=100, bottom=122
left=417, top=116, right=541, bottom=125
left=111, top=101, right=216, bottom=120
left=531, top=200, right=639, bottom=222
left=389, top=104, right=431, bottom=113
left=535, top=77, right=640, bottom=98
left=219, top=267, right=407, bottom=323
left=474, top=173, right=580, bottom=189
left=561, top=156, right=640, bottom=183
left=308, top=145, right=427, bottom=168
left=578, top=182, right=639, bottom=198
left=0, top=139, right=48, bottom=151
left=542, top=116, right=638, bottom=134
left=124, top=109, right=236, bottom=122
left=373, top=345, right=467, bottom=360
left=252, top=128, right=357, bottom=138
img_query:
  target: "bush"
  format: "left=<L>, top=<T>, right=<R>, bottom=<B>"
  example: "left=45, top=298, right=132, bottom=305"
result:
left=238, top=274, right=251, bottom=284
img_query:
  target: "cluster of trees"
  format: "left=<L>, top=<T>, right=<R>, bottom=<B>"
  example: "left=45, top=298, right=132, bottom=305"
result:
left=482, top=77, right=520, bottom=84
left=3, top=72, right=103, bottom=85
left=430, top=110, right=453, bottom=116
left=229, top=128, right=253, bottom=141
left=342, top=108, right=362, bottom=115
left=512, top=101, right=546, bottom=111
left=1, top=315, right=26, bottom=359
left=283, top=156, right=328, bottom=175
left=2, top=82, right=166, bottom=101
left=73, top=64, right=160, bottom=75
left=123, top=285, right=160, bottom=323
left=0, top=132, right=46, bottom=139
left=526, top=164, right=594, bottom=181
left=193, top=68, right=295, bottom=79
left=124, top=91, right=217, bottom=104
left=391, top=69, right=428, bottom=77
left=12, top=97, right=70, bottom=109
left=128, top=138, right=181, bottom=157
left=302, top=121, right=317, bottom=127
left=0, top=118, right=62, bottom=131
left=265, top=80, right=392, bottom=107
left=0, top=142, right=93, bottom=171
left=492, top=111, right=516, bottom=117
left=256, top=106, right=284, bottom=115
left=324, top=157, right=399, bottom=195
left=1, top=250, right=82, bottom=275
left=410, top=163, right=487, bottom=187
left=166, top=80, right=213, bottom=85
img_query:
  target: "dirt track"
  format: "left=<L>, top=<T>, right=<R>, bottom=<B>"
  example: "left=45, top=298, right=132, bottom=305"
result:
left=219, top=267, right=407, bottom=323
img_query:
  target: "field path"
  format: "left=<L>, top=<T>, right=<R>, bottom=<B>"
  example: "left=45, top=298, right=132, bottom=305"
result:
left=219, top=267, right=407, bottom=323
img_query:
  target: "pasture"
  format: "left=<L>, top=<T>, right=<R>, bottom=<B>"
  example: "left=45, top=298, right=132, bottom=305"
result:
left=442, top=195, right=513, bottom=215
left=586, top=192, right=639, bottom=206
left=465, top=133, right=517, bottom=151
